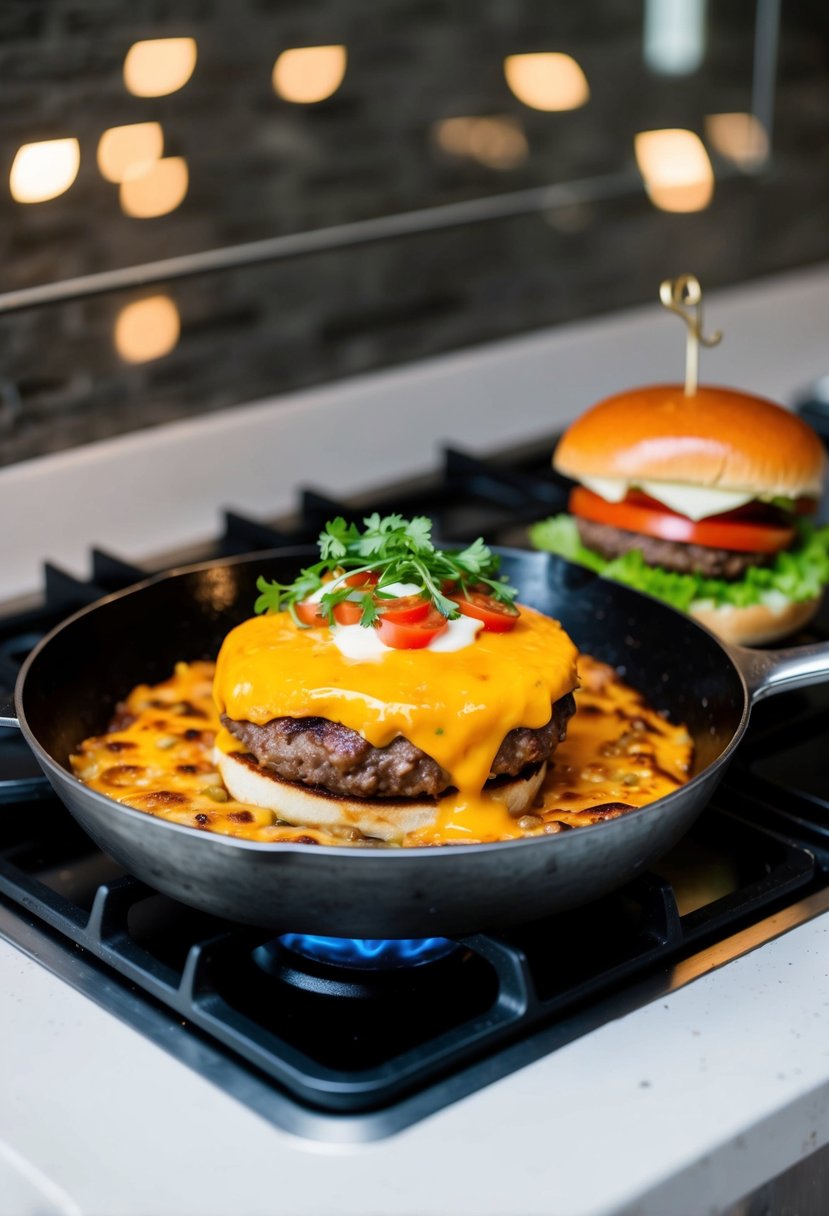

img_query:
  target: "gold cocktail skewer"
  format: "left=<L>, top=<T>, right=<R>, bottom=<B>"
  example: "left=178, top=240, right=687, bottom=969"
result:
left=659, top=274, right=722, bottom=396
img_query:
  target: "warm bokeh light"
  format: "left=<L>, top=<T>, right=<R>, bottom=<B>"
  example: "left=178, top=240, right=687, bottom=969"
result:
left=123, top=37, right=197, bottom=97
left=272, top=45, right=347, bottom=104
left=503, top=53, right=589, bottom=112
left=634, top=128, right=714, bottom=212
left=97, top=122, right=164, bottom=184
left=705, top=112, right=769, bottom=171
left=115, top=296, right=180, bottom=363
left=119, top=156, right=188, bottom=218
left=433, top=116, right=528, bottom=170
left=10, top=138, right=80, bottom=204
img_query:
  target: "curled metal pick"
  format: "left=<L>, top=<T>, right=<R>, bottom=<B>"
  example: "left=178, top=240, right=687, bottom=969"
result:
left=659, top=274, right=722, bottom=396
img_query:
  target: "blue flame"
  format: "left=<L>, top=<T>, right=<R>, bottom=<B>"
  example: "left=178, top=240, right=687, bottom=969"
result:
left=279, top=935, right=456, bottom=969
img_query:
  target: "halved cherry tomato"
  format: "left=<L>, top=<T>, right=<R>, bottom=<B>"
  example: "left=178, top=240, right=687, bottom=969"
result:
left=569, top=488, right=796, bottom=555
left=376, top=606, right=448, bottom=649
left=295, top=599, right=328, bottom=627
left=448, top=588, right=520, bottom=632
left=322, top=569, right=378, bottom=589
left=333, top=599, right=364, bottom=625
left=375, top=594, right=430, bottom=624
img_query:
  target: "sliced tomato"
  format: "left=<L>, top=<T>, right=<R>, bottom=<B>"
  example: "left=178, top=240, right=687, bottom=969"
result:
left=344, top=570, right=379, bottom=588
left=569, top=488, right=796, bottom=555
left=375, top=593, right=430, bottom=624
left=332, top=599, right=364, bottom=625
left=449, top=588, right=520, bottom=632
left=376, top=606, right=448, bottom=649
left=295, top=599, right=328, bottom=627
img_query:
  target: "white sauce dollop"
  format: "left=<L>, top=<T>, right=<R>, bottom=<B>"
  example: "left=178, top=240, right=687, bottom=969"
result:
left=307, top=579, right=421, bottom=604
left=308, top=577, right=484, bottom=658
left=332, top=613, right=483, bottom=659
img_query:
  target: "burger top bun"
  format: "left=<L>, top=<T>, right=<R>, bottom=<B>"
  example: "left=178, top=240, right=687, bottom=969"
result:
left=554, top=384, right=825, bottom=500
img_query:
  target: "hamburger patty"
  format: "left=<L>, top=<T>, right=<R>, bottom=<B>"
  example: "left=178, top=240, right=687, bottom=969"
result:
left=222, top=693, right=576, bottom=799
left=575, top=518, right=769, bottom=580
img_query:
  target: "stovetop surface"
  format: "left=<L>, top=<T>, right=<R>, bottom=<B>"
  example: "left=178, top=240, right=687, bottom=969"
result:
left=2, top=438, right=829, bottom=1141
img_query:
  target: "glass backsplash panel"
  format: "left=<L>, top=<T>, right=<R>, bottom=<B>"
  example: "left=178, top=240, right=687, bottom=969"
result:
left=1, top=0, right=827, bottom=464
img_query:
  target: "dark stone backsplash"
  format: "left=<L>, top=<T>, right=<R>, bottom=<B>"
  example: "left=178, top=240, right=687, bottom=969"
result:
left=1, top=1, right=828, bottom=467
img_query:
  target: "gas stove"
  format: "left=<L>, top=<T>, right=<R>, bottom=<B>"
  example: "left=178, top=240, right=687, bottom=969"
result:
left=2, top=439, right=829, bottom=1154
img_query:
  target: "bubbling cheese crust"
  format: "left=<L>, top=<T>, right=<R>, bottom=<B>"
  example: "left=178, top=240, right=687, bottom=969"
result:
left=69, top=657, right=694, bottom=846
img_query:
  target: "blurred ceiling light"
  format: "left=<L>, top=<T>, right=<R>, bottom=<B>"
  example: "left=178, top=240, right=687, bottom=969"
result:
left=272, top=44, right=347, bottom=103
left=9, top=138, right=80, bottom=204
left=97, top=122, right=164, bottom=184
left=643, top=0, right=706, bottom=75
left=433, top=116, right=528, bottom=170
left=119, top=156, right=188, bottom=218
left=503, top=53, right=589, bottom=112
left=634, top=128, right=714, bottom=212
left=115, top=296, right=180, bottom=363
left=705, top=112, right=769, bottom=171
left=123, top=37, right=197, bottom=97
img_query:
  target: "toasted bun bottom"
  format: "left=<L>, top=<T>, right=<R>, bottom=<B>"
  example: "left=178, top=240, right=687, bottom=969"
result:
left=215, top=748, right=547, bottom=843
left=690, top=596, right=821, bottom=647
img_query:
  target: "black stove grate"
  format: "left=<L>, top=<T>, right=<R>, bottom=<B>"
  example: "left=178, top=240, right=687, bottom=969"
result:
left=1, top=435, right=829, bottom=1138
left=0, top=792, right=820, bottom=1120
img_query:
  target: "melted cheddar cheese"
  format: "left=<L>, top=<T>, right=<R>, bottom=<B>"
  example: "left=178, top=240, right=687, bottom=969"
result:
left=71, top=653, right=693, bottom=846
left=213, top=606, right=578, bottom=840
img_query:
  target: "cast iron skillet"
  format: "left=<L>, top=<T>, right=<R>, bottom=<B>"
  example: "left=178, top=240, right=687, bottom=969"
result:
left=3, top=548, right=829, bottom=938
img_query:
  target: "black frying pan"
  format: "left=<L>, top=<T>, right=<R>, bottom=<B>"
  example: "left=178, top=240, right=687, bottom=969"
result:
left=3, top=548, right=829, bottom=938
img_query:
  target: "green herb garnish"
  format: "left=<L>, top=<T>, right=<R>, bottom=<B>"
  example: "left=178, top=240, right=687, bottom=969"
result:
left=254, top=513, right=517, bottom=627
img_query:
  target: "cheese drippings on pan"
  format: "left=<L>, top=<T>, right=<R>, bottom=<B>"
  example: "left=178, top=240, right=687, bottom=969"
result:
left=70, top=658, right=693, bottom=846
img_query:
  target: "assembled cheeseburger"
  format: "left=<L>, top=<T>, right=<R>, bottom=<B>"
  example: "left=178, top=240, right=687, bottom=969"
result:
left=532, top=382, right=828, bottom=645
left=213, top=515, right=578, bottom=844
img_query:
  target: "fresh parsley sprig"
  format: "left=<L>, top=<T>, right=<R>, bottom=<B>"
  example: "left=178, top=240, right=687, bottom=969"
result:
left=254, top=514, right=517, bottom=628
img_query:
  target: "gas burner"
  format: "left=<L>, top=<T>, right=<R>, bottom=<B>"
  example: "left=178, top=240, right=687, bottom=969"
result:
left=253, top=935, right=465, bottom=999
left=278, top=934, right=457, bottom=969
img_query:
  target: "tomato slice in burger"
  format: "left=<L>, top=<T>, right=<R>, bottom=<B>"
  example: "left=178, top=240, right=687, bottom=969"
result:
left=375, top=594, right=430, bottom=624
left=376, top=606, right=448, bottom=649
left=449, top=588, right=520, bottom=632
left=570, top=488, right=796, bottom=555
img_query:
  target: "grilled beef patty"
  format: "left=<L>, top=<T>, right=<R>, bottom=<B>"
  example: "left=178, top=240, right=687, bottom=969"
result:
left=575, top=518, right=768, bottom=580
left=222, top=693, right=576, bottom=799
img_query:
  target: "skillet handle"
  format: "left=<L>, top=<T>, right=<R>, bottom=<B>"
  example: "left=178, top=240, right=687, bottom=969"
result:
left=730, top=640, right=829, bottom=703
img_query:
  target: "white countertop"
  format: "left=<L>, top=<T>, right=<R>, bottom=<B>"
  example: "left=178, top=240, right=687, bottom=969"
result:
left=3, top=908, right=829, bottom=1216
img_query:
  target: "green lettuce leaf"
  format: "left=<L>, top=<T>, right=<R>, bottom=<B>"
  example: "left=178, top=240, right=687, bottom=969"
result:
left=529, top=515, right=829, bottom=614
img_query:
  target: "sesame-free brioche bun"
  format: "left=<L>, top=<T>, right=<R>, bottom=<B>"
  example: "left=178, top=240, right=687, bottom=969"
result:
left=215, top=748, right=546, bottom=844
left=689, top=596, right=821, bottom=647
left=554, top=384, right=825, bottom=499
